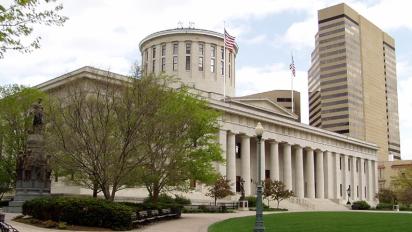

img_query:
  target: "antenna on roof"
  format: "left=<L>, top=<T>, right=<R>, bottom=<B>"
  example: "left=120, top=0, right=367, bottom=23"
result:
left=177, top=21, right=183, bottom=29
left=189, top=21, right=195, bottom=28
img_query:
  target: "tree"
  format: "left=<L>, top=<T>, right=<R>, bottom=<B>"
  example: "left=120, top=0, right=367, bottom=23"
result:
left=46, top=73, right=159, bottom=201
left=391, top=169, right=412, bottom=206
left=263, top=179, right=274, bottom=207
left=265, top=180, right=294, bottom=208
left=206, top=176, right=234, bottom=206
left=0, top=85, right=45, bottom=199
left=136, top=77, right=223, bottom=204
left=0, top=0, right=68, bottom=58
left=376, top=188, right=397, bottom=204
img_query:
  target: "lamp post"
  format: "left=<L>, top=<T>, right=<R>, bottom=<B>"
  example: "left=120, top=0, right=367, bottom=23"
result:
left=346, top=186, right=351, bottom=205
left=254, top=122, right=265, bottom=232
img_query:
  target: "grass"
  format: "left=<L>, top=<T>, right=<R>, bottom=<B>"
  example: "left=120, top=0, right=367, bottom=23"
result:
left=208, top=212, right=412, bottom=232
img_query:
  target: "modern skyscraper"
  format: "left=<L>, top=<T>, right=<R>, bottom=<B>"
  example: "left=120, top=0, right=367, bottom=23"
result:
left=308, top=3, right=401, bottom=161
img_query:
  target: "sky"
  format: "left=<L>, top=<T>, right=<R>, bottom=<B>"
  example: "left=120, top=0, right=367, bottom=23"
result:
left=0, top=0, right=412, bottom=159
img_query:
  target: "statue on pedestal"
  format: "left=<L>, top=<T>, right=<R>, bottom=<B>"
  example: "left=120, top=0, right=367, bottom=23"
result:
left=6, top=99, right=51, bottom=213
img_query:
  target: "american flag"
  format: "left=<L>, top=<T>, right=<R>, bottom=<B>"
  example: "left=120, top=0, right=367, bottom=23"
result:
left=224, top=30, right=236, bottom=51
left=289, top=56, right=296, bottom=77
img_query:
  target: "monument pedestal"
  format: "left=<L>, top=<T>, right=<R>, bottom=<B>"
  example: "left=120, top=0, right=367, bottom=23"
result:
left=238, top=200, right=249, bottom=211
left=5, top=124, right=51, bottom=213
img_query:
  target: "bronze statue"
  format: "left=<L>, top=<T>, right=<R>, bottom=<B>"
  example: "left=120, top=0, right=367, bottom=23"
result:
left=30, top=98, right=44, bottom=134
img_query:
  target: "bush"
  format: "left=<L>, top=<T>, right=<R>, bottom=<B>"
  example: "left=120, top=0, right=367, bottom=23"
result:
left=0, top=200, right=9, bottom=207
left=174, top=195, right=191, bottom=206
left=23, top=196, right=134, bottom=230
left=244, top=196, right=256, bottom=208
left=376, top=203, right=393, bottom=210
left=351, top=201, right=371, bottom=210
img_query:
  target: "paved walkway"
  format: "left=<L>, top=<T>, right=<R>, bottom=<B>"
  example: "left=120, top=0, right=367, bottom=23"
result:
left=2, top=211, right=264, bottom=232
left=3, top=210, right=411, bottom=232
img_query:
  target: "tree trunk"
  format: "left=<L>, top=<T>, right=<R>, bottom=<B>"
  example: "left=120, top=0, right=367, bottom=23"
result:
left=92, top=182, right=98, bottom=198
left=101, top=184, right=111, bottom=200
left=277, top=200, right=280, bottom=209
left=215, top=196, right=217, bottom=206
left=152, top=185, right=160, bottom=205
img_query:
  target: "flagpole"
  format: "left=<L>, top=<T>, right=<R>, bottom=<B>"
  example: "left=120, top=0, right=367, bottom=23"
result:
left=291, top=53, right=294, bottom=114
left=223, top=21, right=226, bottom=101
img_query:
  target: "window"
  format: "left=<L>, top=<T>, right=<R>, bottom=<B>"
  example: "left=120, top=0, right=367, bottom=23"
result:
left=339, top=157, right=342, bottom=170
left=161, top=57, right=166, bottom=72
left=340, top=184, right=342, bottom=197
left=173, top=56, right=178, bottom=71
left=364, top=161, right=366, bottom=173
left=356, top=159, right=359, bottom=172
left=185, top=43, right=191, bottom=54
left=145, top=49, right=148, bottom=61
left=348, top=160, right=351, bottom=171
left=199, top=43, right=204, bottom=55
left=152, top=60, right=155, bottom=73
left=221, top=60, right=224, bottom=75
left=173, top=43, right=178, bottom=55
left=198, top=57, right=203, bottom=71
left=161, top=44, right=166, bottom=56
left=185, top=56, right=191, bottom=71
left=152, top=46, right=156, bottom=58
left=211, top=45, right=216, bottom=73
left=357, top=185, right=359, bottom=197
left=228, top=53, right=232, bottom=78
left=221, top=47, right=224, bottom=59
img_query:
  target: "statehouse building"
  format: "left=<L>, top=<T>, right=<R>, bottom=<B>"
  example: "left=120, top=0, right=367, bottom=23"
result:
left=35, top=22, right=381, bottom=209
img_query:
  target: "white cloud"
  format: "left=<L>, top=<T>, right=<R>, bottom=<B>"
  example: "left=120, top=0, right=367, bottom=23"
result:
left=241, top=34, right=268, bottom=45
left=397, top=61, right=412, bottom=160
left=236, top=63, right=309, bottom=124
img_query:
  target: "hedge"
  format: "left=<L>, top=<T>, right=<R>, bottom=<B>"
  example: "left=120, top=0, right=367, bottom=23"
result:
left=351, top=201, right=371, bottom=210
left=376, top=203, right=393, bottom=210
left=23, top=196, right=134, bottom=230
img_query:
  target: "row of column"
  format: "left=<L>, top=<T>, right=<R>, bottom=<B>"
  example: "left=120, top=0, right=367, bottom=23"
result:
left=221, top=130, right=377, bottom=201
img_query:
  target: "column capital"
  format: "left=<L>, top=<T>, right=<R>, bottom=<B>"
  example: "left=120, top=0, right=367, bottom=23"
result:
left=239, top=133, right=250, bottom=139
left=268, top=140, right=279, bottom=145
left=304, top=146, right=314, bottom=152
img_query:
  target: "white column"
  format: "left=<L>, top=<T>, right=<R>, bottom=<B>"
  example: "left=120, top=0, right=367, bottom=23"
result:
left=227, top=131, right=236, bottom=193
left=324, top=151, right=333, bottom=199
left=305, top=148, right=315, bottom=198
left=294, top=145, right=304, bottom=198
left=350, top=157, right=357, bottom=200
left=218, top=130, right=227, bottom=176
left=373, top=160, right=378, bottom=199
left=240, top=135, right=251, bottom=196
left=342, top=155, right=348, bottom=200
left=359, top=158, right=365, bottom=200
left=315, top=149, right=324, bottom=198
left=269, top=141, right=279, bottom=181
left=367, top=159, right=373, bottom=201
left=260, top=139, right=266, bottom=181
left=333, top=153, right=341, bottom=199
left=283, top=143, right=292, bottom=190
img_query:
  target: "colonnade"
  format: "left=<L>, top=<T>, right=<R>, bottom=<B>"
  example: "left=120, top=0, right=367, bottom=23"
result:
left=220, top=130, right=378, bottom=202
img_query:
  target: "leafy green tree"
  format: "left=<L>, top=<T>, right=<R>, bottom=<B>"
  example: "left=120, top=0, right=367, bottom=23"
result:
left=0, top=85, right=45, bottom=199
left=136, top=77, right=223, bottom=204
left=391, top=169, right=412, bottom=206
left=0, top=0, right=68, bottom=58
left=206, top=176, right=234, bottom=206
left=263, top=179, right=274, bottom=207
left=376, top=188, right=397, bottom=204
left=265, top=180, right=294, bottom=208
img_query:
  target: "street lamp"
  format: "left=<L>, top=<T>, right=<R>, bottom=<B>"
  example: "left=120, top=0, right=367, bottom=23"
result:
left=346, top=186, right=351, bottom=205
left=254, top=122, right=265, bottom=232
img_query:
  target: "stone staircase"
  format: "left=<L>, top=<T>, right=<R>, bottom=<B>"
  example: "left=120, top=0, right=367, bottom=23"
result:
left=275, top=198, right=350, bottom=211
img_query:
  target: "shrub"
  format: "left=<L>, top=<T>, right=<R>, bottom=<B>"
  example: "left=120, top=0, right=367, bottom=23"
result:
left=174, top=195, right=191, bottom=206
left=351, top=201, right=371, bottom=210
left=57, top=222, right=67, bottom=229
left=376, top=203, right=393, bottom=210
left=0, top=200, right=10, bottom=207
left=244, top=196, right=257, bottom=208
left=23, top=196, right=134, bottom=230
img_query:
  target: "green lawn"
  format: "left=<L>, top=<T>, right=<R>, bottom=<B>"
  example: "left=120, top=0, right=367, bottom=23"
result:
left=208, top=212, right=412, bottom=232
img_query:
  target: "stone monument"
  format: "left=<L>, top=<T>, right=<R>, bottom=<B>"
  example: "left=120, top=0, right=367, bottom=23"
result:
left=6, top=99, right=51, bottom=213
left=238, top=178, right=249, bottom=211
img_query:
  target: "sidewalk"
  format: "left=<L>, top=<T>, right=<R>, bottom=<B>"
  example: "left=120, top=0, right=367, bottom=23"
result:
left=2, top=211, right=264, bottom=232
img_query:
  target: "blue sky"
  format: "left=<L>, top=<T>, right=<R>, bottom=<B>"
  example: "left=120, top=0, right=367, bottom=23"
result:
left=0, top=0, right=411, bottom=159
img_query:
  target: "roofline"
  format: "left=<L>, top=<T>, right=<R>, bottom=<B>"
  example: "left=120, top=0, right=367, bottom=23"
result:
left=139, top=28, right=239, bottom=52
left=35, top=66, right=130, bottom=92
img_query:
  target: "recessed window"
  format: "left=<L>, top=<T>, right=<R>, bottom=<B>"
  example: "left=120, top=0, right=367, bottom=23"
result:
left=161, top=57, right=166, bottom=72
left=211, top=45, right=216, bottom=73
left=152, top=60, right=155, bottom=73
left=152, top=46, right=156, bottom=58
left=173, top=43, right=178, bottom=55
left=185, top=56, right=191, bottom=71
left=173, top=56, right=178, bottom=71
left=221, top=47, right=224, bottom=59
left=199, top=43, right=204, bottom=56
left=221, top=60, right=224, bottom=75
left=198, top=57, right=203, bottom=71
left=161, top=44, right=166, bottom=56
left=186, top=43, right=191, bottom=54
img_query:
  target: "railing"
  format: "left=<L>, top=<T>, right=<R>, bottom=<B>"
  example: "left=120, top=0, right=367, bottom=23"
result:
left=0, top=214, right=19, bottom=232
